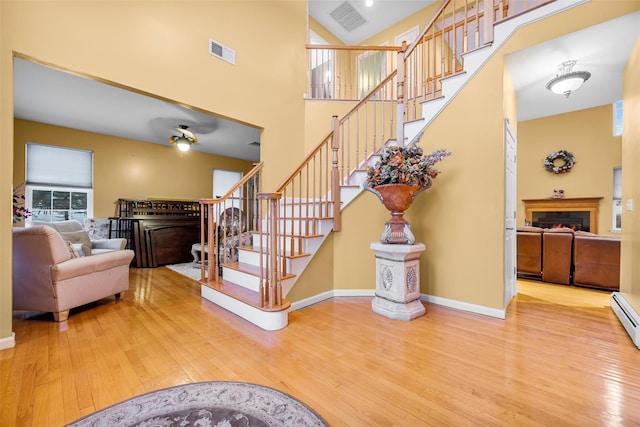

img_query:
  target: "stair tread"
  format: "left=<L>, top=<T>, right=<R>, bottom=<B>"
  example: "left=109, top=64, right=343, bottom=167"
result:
left=201, top=279, right=290, bottom=312
left=253, top=231, right=325, bottom=239
left=238, top=245, right=311, bottom=259
left=223, top=261, right=296, bottom=279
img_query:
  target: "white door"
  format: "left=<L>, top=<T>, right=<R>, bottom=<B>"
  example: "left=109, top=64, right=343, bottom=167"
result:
left=504, top=118, right=517, bottom=308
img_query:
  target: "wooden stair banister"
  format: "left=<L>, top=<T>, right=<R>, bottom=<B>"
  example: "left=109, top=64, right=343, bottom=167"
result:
left=200, top=0, right=559, bottom=328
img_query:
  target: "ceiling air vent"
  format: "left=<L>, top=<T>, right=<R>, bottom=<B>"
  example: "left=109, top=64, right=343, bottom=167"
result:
left=209, top=38, right=236, bottom=65
left=329, top=1, right=367, bottom=32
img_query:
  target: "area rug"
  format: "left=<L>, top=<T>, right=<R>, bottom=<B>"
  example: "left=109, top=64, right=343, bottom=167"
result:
left=67, top=381, right=329, bottom=427
left=165, top=262, right=207, bottom=281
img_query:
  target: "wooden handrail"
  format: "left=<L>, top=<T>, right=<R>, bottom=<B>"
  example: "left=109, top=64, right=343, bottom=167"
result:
left=276, top=70, right=398, bottom=193
left=306, top=44, right=403, bottom=51
left=406, top=0, right=453, bottom=58
left=201, top=161, right=264, bottom=203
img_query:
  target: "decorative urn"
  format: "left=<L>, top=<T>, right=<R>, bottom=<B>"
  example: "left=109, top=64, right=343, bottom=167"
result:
left=363, top=144, right=450, bottom=244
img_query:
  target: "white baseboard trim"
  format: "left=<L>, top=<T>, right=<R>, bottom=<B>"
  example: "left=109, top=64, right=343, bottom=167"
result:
left=0, top=332, right=16, bottom=350
left=289, top=289, right=505, bottom=320
left=289, top=289, right=375, bottom=311
left=421, top=294, right=506, bottom=319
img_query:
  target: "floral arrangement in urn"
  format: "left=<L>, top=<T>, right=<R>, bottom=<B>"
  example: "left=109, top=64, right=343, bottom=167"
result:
left=364, top=144, right=451, bottom=244
left=366, top=144, right=451, bottom=188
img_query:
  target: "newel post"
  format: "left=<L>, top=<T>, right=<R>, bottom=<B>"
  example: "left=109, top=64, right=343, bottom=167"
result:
left=257, top=192, right=282, bottom=308
left=396, top=41, right=407, bottom=147
left=331, top=115, right=341, bottom=232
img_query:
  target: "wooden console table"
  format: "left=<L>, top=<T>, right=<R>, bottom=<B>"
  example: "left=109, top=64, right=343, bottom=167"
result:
left=523, top=197, right=603, bottom=233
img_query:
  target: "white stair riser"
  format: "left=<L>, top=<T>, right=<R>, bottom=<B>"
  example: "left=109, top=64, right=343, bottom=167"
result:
left=238, top=250, right=308, bottom=275
left=279, top=204, right=334, bottom=218
left=222, top=268, right=261, bottom=292
left=274, top=218, right=334, bottom=235
left=254, top=233, right=324, bottom=253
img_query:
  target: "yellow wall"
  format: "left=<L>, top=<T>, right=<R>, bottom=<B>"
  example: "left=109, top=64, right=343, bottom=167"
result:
left=620, top=35, right=640, bottom=306
left=1, top=0, right=307, bottom=344
left=304, top=101, right=356, bottom=152
left=309, top=18, right=343, bottom=46
left=13, top=120, right=254, bottom=217
left=518, top=106, right=622, bottom=235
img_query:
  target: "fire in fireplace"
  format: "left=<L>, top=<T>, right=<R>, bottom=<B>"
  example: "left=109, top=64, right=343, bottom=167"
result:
left=532, top=211, right=590, bottom=232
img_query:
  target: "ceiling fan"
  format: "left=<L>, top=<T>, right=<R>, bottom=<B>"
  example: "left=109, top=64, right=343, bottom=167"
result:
left=169, top=125, right=198, bottom=152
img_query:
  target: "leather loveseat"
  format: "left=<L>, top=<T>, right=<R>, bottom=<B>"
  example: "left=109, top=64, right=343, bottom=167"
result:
left=542, top=227, right=574, bottom=286
left=573, top=232, right=621, bottom=291
left=517, top=225, right=621, bottom=291
left=13, top=225, right=134, bottom=321
left=516, top=226, right=544, bottom=279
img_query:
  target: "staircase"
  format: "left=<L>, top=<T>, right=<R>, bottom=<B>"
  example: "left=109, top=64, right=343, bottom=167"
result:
left=199, top=0, right=586, bottom=330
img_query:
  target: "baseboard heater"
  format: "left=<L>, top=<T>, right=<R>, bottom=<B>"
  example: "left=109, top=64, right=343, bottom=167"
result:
left=611, top=292, right=640, bottom=349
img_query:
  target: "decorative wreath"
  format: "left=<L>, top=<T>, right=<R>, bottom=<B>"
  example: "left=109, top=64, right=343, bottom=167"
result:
left=544, top=150, right=575, bottom=174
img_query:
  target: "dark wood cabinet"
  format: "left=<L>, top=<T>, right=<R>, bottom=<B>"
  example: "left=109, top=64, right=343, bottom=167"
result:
left=111, top=199, right=203, bottom=268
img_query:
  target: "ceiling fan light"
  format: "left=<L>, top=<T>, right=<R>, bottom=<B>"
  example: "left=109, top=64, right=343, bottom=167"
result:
left=169, top=125, right=198, bottom=152
left=175, top=136, right=192, bottom=152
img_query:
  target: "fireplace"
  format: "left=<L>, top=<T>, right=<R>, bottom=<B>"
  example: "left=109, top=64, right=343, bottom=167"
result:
left=523, top=197, right=602, bottom=234
left=532, top=211, right=590, bottom=232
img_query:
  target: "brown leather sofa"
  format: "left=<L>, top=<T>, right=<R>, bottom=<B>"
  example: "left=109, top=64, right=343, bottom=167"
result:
left=517, top=226, right=544, bottom=278
left=573, top=232, right=621, bottom=291
left=542, top=227, right=574, bottom=285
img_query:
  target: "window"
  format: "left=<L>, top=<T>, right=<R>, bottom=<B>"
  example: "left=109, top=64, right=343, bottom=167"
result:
left=357, top=49, right=387, bottom=99
left=613, top=167, right=622, bottom=231
left=309, top=31, right=334, bottom=99
left=25, top=143, right=93, bottom=223
left=613, top=100, right=623, bottom=136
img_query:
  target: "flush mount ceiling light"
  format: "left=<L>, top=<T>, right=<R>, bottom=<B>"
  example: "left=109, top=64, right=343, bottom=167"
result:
left=365, top=0, right=373, bottom=7
left=169, top=125, right=198, bottom=152
left=545, top=60, right=591, bottom=98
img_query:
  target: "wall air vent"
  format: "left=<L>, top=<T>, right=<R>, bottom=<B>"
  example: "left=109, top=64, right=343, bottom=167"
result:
left=209, top=38, right=236, bottom=65
left=329, top=1, right=367, bottom=32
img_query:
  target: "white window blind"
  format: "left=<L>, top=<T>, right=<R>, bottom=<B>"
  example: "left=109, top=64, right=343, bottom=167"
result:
left=26, top=143, right=93, bottom=188
left=613, top=167, right=622, bottom=199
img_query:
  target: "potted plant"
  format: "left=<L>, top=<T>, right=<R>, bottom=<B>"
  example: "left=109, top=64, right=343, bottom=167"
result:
left=364, top=143, right=451, bottom=244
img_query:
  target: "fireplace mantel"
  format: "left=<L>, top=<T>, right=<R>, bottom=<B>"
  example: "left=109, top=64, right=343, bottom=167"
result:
left=523, top=197, right=603, bottom=233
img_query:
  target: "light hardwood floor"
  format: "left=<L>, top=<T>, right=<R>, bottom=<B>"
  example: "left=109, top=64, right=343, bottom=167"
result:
left=2, top=270, right=639, bottom=426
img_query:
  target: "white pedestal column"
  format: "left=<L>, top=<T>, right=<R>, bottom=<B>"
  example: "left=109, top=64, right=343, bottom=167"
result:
left=370, top=242, right=426, bottom=321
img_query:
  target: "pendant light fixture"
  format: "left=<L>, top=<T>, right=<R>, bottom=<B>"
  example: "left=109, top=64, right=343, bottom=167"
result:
left=545, top=60, right=591, bottom=98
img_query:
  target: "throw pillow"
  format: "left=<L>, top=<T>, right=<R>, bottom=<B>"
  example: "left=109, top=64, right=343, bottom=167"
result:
left=65, top=240, right=81, bottom=258
left=59, top=230, right=92, bottom=256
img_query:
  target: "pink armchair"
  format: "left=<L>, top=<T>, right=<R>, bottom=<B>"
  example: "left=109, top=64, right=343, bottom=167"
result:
left=12, top=225, right=134, bottom=321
